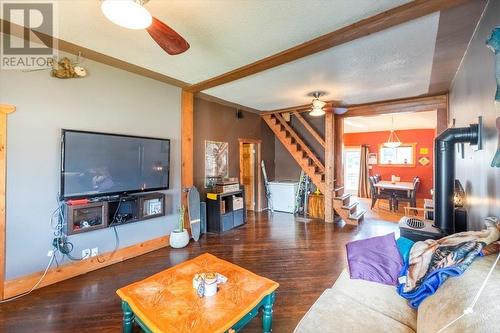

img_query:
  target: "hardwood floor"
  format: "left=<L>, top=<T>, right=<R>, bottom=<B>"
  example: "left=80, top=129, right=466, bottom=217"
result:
left=0, top=211, right=398, bottom=333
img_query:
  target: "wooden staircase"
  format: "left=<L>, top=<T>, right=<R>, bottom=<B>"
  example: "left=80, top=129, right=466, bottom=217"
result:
left=262, top=113, right=325, bottom=192
left=333, top=187, right=366, bottom=226
left=263, top=113, right=365, bottom=225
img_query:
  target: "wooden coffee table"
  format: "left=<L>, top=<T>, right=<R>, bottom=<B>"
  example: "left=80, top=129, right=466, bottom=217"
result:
left=116, top=253, right=279, bottom=333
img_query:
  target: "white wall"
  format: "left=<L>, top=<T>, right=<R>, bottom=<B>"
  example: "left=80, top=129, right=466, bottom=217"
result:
left=0, top=56, right=181, bottom=279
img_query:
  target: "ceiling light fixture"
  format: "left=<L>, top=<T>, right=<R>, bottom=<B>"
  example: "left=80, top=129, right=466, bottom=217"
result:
left=309, top=92, right=326, bottom=117
left=101, top=0, right=152, bottom=30
left=384, top=115, right=402, bottom=148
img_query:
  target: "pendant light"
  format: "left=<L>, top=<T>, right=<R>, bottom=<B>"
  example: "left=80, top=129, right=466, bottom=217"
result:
left=309, top=92, right=326, bottom=116
left=384, top=115, right=401, bottom=148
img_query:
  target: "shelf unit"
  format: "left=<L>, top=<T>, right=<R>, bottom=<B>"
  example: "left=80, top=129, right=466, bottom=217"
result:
left=206, top=190, right=246, bottom=233
left=65, top=192, right=165, bottom=235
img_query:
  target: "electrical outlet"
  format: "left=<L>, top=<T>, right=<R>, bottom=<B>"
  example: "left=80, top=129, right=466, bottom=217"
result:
left=81, top=248, right=91, bottom=259
left=91, top=247, right=98, bottom=257
left=47, top=250, right=54, bottom=257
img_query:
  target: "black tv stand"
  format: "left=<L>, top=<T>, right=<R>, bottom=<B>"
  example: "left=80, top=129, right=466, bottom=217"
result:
left=64, top=192, right=165, bottom=235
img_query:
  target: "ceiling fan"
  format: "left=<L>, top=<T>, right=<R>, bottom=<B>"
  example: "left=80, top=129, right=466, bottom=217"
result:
left=308, top=92, right=347, bottom=116
left=100, top=0, right=190, bottom=55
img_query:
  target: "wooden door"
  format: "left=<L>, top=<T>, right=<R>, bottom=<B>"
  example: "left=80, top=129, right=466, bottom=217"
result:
left=241, top=143, right=255, bottom=210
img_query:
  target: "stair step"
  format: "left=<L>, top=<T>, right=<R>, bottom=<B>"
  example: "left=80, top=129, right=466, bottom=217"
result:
left=334, top=193, right=351, bottom=201
left=349, top=209, right=366, bottom=221
left=334, top=186, right=344, bottom=193
left=342, top=202, right=359, bottom=213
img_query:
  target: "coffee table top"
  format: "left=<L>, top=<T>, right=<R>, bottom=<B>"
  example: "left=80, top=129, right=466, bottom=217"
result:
left=116, top=253, right=279, bottom=333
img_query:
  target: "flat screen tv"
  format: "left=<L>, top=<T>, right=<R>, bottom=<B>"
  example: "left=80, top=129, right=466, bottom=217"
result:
left=61, top=130, right=170, bottom=200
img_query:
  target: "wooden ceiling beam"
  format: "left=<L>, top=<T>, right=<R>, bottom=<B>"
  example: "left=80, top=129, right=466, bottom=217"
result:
left=185, top=0, right=469, bottom=93
left=341, top=94, right=448, bottom=118
left=260, top=101, right=342, bottom=116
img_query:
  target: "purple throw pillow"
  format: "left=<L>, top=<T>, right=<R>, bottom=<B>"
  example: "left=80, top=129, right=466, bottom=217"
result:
left=346, top=233, right=403, bottom=286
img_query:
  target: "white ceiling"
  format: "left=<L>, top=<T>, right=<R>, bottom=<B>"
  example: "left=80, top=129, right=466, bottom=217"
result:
left=343, top=110, right=437, bottom=133
left=56, top=0, right=410, bottom=85
left=205, top=12, right=440, bottom=110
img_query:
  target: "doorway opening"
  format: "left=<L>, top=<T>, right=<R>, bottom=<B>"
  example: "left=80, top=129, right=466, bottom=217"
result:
left=239, top=139, right=262, bottom=212
left=343, top=147, right=361, bottom=195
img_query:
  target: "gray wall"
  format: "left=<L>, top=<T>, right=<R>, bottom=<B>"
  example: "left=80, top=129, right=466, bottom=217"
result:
left=0, top=56, right=181, bottom=279
left=449, top=0, right=500, bottom=230
left=274, top=113, right=325, bottom=181
left=194, top=98, right=275, bottom=207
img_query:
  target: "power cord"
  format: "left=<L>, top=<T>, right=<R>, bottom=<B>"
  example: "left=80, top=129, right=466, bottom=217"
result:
left=436, top=251, right=500, bottom=333
left=0, top=252, right=55, bottom=304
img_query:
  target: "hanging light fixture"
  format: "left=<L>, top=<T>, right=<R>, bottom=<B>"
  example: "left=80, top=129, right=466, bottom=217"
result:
left=101, top=0, right=153, bottom=30
left=384, top=115, right=402, bottom=148
left=309, top=92, right=326, bottom=116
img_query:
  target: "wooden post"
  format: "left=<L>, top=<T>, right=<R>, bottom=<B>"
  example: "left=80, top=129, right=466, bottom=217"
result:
left=181, top=91, right=194, bottom=229
left=0, top=104, right=15, bottom=300
left=324, top=111, right=335, bottom=223
left=334, top=115, right=344, bottom=189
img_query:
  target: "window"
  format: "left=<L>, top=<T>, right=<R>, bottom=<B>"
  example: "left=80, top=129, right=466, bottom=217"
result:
left=379, top=144, right=416, bottom=166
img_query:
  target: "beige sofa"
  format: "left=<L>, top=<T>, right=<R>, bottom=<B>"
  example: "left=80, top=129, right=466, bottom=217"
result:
left=294, top=255, right=500, bottom=333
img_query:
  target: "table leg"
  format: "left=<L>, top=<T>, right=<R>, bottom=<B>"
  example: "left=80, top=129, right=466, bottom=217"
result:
left=262, top=292, right=276, bottom=333
left=121, top=301, right=135, bottom=333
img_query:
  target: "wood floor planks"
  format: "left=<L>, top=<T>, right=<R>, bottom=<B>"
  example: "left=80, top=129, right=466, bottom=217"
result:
left=0, top=211, right=398, bottom=333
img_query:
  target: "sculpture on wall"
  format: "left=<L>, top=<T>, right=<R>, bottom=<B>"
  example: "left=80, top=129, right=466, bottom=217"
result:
left=486, top=26, right=500, bottom=101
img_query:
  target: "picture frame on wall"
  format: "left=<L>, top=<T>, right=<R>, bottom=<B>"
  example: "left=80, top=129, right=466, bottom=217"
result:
left=204, top=140, right=229, bottom=188
left=368, top=153, right=378, bottom=165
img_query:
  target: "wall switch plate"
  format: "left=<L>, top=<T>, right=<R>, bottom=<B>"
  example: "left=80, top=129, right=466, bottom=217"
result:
left=91, top=247, right=98, bottom=257
left=47, top=250, right=54, bottom=257
left=82, top=249, right=91, bottom=259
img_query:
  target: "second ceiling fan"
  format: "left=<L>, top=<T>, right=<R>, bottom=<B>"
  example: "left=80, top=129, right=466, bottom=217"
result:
left=101, top=0, right=190, bottom=55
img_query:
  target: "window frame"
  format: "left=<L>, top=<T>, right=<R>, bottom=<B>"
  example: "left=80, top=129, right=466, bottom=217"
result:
left=377, top=143, right=417, bottom=167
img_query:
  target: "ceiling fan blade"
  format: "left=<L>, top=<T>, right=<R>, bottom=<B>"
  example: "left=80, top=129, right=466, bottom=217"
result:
left=146, top=17, right=189, bottom=55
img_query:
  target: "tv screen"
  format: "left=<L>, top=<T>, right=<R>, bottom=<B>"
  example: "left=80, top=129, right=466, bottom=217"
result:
left=61, top=130, right=170, bottom=200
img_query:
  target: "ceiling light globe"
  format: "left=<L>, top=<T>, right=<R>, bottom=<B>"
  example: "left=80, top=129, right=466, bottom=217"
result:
left=309, top=107, right=326, bottom=117
left=101, top=0, right=152, bottom=30
left=312, top=99, right=326, bottom=108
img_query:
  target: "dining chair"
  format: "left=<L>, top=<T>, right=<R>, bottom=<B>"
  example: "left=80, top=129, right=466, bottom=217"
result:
left=394, top=177, right=420, bottom=210
left=369, top=176, right=393, bottom=210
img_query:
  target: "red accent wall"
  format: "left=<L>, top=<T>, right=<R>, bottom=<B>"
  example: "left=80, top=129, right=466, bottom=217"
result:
left=343, top=129, right=435, bottom=199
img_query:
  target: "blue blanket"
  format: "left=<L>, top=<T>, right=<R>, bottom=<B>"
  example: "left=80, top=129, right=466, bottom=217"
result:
left=397, top=219, right=499, bottom=308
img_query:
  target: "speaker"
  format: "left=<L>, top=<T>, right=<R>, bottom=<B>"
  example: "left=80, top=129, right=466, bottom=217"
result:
left=200, top=201, right=207, bottom=234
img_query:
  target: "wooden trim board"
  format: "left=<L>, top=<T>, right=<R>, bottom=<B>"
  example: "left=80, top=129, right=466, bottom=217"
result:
left=0, top=20, right=188, bottom=89
left=186, top=0, right=469, bottom=92
left=0, top=104, right=15, bottom=300
left=3, top=235, right=170, bottom=299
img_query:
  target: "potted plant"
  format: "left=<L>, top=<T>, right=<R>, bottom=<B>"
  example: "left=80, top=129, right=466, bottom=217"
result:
left=170, top=206, right=189, bottom=248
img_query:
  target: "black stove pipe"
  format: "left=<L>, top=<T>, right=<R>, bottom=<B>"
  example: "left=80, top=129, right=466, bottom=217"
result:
left=434, top=124, right=479, bottom=235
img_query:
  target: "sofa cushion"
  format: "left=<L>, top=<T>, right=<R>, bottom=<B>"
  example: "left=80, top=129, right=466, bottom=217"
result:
left=417, top=255, right=500, bottom=333
left=333, top=270, right=417, bottom=331
left=293, top=288, right=415, bottom=333
left=346, top=233, right=403, bottom=285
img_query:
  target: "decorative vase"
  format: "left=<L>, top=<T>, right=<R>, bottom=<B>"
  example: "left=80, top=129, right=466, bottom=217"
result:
left=170, top=229, right=189, bottom=248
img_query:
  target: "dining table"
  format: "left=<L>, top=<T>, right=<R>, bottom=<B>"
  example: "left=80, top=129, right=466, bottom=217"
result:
left=374, top=180, right=415, bottom=194
left=373, top=181, right=415, bottom=211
